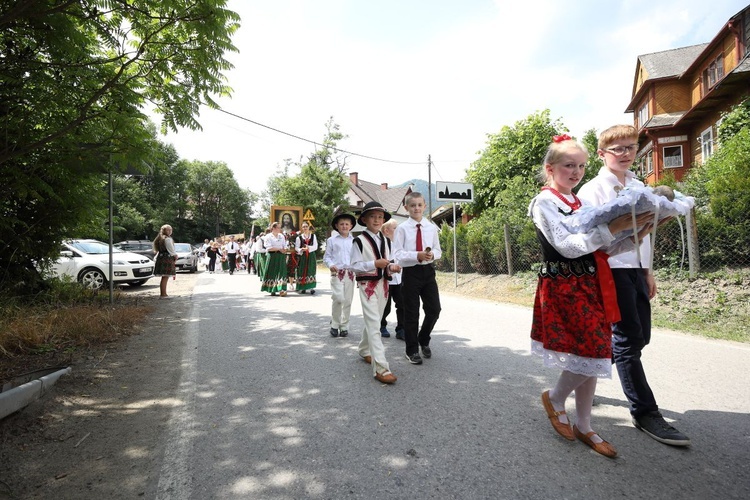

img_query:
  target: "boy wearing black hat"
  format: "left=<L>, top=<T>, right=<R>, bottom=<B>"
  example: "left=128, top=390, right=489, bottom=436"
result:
left=351, top=201, right=401, bottom=384
left=323, top=213, right=357, bottom=338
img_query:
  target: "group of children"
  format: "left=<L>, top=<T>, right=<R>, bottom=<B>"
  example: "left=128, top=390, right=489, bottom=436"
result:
left=323, top=124, right=690, bottom=459
left=323, top=192, right=442, bottom=385
left=530, top=124, right=690, bottom=459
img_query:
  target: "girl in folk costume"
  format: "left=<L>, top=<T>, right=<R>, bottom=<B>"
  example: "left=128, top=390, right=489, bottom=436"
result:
left=261, top=222, right=289, bottom=296
left=295, top=222, right=318, bottom=294
left=529, top=135, right=654, bottom=458
left=351, top=201, right=401, bottom=385
left=285, top=231, right=298, bottom=289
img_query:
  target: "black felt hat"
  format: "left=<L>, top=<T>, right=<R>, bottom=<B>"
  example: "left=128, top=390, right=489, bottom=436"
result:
left=331, top=212, right=357, bottom=230
left=356, top=201, right=391, bottom=226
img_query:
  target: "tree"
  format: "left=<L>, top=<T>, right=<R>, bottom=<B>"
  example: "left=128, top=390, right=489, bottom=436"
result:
left=465, top=110, right=566, bottom=215
left=580, top=128, right=603, bottom=186
left=266, top=118, right=350, bottom=239
left=0, top=1, right=239, bottom=293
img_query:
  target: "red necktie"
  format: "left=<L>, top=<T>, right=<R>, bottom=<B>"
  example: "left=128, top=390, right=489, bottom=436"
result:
left=416, top=223, right=423, bottom=251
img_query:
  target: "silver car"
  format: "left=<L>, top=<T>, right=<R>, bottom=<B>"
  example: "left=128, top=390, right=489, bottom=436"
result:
left=174, top=243, right=199, bottom=273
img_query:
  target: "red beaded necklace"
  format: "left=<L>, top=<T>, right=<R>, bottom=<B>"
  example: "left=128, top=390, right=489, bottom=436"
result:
left=542, top=187, right=582, bottom=211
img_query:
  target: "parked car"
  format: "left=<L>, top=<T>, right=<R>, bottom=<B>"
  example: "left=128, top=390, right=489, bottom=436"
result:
left=174, top=243, right=199, bottom=273
left=114, top=240, right=156, bottom=260
left=50, top=239, right=155, bottom=290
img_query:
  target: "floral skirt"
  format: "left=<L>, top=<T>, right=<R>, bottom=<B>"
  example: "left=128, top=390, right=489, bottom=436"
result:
left=154, top=253, right=176, bottom=276
left=530, top=272, right=612, bottom=377
left=295, top=253, right=317, bottom=291
left=261, top=252, right=287, bottom=293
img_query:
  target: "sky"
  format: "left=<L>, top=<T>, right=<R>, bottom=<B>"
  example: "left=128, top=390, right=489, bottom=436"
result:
left=157, top=0, right=749, bottom=193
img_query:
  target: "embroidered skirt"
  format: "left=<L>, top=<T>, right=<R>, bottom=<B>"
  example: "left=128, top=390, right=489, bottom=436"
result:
left=261, top=252, right=288, bottom=294
left=295, top=252, right=317, bottom=291
left=530, top=266, right=612, bottom=378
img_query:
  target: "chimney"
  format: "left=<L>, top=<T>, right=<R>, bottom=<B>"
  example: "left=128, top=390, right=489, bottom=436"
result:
left=349, top=172, right=359, bottom=185
left=381, top=182, right=388, bottom=190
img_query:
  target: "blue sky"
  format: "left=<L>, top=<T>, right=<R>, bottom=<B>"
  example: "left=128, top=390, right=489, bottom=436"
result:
left=159, top=0, right=749, bottom=193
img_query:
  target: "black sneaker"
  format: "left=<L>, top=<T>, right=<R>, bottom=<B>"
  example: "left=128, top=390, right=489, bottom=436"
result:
left=632, top=411, right=691, bottom=446
left=420, top=345, right=432, bottom=358
left=395, top=328, right=405, bottom=340
left=405, top=352, right=423, bottom=365
left=329, top=327, right=339, bottom=337
left=339, top=329, right=348, bottom=337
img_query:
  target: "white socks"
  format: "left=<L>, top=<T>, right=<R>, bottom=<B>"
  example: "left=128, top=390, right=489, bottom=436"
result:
left=548, top=371, right=602, bottom=442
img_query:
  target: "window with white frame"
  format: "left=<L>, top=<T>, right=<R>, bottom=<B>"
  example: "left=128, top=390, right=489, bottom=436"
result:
left=635, top=150, right=654, bottom=178
left=638, top=101, right=649, bottom=128
left=701, top=127, right=714, bottom=161
left=663, top=145, right=683, bottom=168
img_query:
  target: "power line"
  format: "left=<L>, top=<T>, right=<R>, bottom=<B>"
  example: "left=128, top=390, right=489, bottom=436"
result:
left=216, top=108, right=425, bottom=165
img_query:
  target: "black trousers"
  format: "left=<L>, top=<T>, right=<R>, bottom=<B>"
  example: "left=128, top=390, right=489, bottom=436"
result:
left=227, top=253, right=237, bottom=274
left=401, top=265, right=441, bottom=355
left=381, top=283, right=404, bottom=330
left=611, top=268, right=658, bottom=417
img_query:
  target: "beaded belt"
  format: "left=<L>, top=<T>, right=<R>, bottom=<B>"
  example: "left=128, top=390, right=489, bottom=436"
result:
left=538, top=258, right=596, bottom=278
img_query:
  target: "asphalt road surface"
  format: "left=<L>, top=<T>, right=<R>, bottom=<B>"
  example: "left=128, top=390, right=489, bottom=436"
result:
left=146, top=268, right=750, bottom=499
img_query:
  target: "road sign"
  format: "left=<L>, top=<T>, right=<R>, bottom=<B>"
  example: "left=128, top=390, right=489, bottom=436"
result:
left=303, top=209, right=315, bottom=221
left=436, top=181, right=474, bottom=202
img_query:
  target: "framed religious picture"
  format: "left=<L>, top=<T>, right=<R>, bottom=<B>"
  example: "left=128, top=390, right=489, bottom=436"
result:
left=271, top=205, right=303, bottom=235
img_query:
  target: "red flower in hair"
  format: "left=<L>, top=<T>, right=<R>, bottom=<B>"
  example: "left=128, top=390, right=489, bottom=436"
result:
left=553, top=134, right=572, bottom=143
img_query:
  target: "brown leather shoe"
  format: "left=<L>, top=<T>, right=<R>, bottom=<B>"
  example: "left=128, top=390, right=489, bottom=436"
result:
left=573, top=425, right=618, bottom=458
left=542, top=390, right=575, bottom=441
left=374, top=371, right=397, bottom=384
left=361, top=355, right=372, bottom=364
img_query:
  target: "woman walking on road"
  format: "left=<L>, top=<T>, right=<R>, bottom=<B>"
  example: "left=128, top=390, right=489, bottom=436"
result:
left=295, top=222, right=318, bottom=294
left=261, top=222, right=288, bottom=297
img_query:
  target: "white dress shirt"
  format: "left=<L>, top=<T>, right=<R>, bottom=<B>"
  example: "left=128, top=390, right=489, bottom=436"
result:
left=392, top=217, right=442, bottom=267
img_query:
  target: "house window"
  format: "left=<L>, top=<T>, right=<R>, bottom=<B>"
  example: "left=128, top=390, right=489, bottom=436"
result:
left=635, top=150, right=653, bottom=178
left=702, top=53, right=725, bottom=92
left=637, top=101, right=649, bottom=128
left=701, top=127, right=714, bottom=160
left=663, top=145, right=683, bottom=168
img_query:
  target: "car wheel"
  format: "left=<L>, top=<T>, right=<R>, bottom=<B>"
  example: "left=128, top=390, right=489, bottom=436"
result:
left=128, top=280, right=148, bottom=287
left=79, top=267, right=106, bottom=290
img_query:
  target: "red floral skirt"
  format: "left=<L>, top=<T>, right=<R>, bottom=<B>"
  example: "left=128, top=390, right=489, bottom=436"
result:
left=530, top=273, right=612, bottom=360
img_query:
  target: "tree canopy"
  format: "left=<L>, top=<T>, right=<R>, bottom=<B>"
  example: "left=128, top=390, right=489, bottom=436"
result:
left=0, top=0, right=240, bottom=293
left=264, top=118, right=350, bottom=238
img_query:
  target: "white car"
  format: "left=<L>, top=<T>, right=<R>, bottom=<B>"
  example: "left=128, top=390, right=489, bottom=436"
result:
left=174, top=243, right=199, bottom=273
left=51, top=239, right=155, bottom=290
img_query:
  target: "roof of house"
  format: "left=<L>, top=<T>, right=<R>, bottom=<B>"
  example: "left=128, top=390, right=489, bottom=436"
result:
left=642, top=111, right=685, bottom=128
left=348, top=177, right=412, bottom=217
left=637, top=43, right=709, bottom=80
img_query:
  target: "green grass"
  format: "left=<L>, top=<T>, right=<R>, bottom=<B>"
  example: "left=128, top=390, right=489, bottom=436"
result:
left=437, top=267, right=750, bottom=343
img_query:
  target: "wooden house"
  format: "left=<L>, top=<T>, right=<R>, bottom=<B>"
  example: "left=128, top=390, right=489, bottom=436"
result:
left=343, top=172, right=413, bottom=228
left=625, top=6, right=750, bottom=183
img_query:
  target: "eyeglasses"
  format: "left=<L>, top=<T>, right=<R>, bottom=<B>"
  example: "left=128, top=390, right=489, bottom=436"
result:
left=605, top=144, right=638, bottom=156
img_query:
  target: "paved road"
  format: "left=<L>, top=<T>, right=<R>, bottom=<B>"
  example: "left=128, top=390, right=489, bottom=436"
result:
left=154, top=269, right=750, bottom=499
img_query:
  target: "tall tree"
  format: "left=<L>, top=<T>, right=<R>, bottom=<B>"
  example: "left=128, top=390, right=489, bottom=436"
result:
left=0, top=0, right=239, bottom=293
left=465, top=110, right=566, bottom=215
left=580, top=128, right=604, bottom=187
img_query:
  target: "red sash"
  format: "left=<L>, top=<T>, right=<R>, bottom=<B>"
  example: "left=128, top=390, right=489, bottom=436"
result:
left=594, top=250, right=621, bottom=323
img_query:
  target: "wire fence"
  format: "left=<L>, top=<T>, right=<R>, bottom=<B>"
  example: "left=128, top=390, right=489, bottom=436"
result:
left=435, top=211, right=748, bottom=278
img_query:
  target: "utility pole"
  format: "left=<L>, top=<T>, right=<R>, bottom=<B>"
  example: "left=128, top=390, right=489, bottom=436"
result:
left=427, top=154, right=432, bottom=220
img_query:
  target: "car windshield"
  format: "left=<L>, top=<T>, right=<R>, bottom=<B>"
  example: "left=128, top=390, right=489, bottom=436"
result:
left=68, top=240, right=124, bottom=254
left=174, top=243, right=193, bottom=253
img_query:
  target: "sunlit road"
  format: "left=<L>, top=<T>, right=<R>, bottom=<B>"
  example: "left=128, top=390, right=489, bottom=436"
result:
left=154, top=269, right=750, bottom=499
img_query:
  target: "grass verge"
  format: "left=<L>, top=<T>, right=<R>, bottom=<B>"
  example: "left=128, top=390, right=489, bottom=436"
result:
left=436, top=268, right=749, bottom=343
